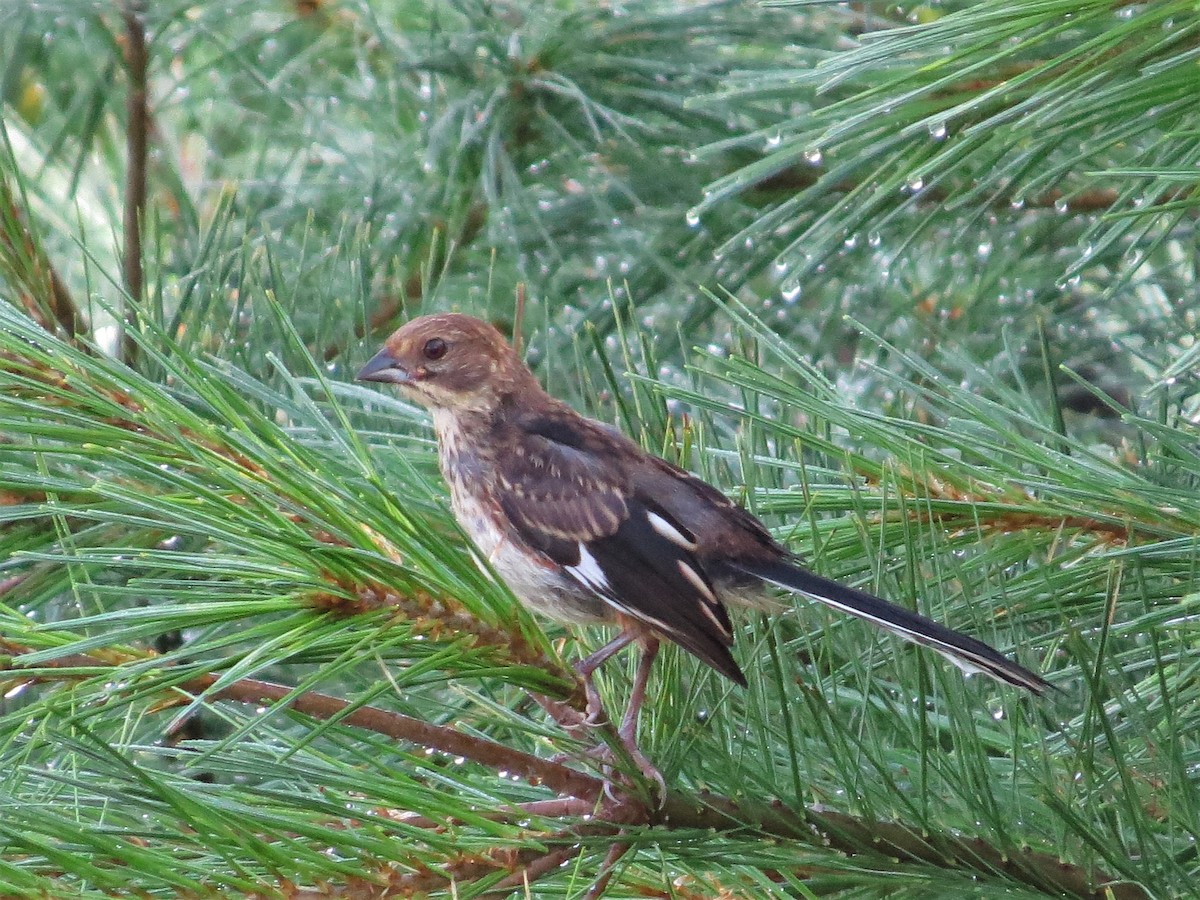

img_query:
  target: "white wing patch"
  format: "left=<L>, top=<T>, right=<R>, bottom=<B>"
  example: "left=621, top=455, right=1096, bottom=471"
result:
left=566, top=543, right=612, bottom=595
left=675, top=560, right=729, bottom=634
left=646, top=510, right=697, bottom=549
left=676, top=559, right=716, bottom=603
left=565, top=541, right=681, bottom=636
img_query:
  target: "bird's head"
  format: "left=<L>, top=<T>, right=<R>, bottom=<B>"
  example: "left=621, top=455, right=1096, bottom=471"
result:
left=356, top=313, right=534, bottom=412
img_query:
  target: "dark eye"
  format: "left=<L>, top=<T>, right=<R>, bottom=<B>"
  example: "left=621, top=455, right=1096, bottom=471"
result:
left=422, top=338, right=447, bottom=361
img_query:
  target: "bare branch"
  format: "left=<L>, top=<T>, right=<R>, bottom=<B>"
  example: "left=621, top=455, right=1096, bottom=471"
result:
left=120, top=0, right=149, bottom=364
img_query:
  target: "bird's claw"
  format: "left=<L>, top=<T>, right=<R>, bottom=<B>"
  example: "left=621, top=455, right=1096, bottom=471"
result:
left=545, top=722, right=663, bottom=802
left=574, top=663, right=609, bottom=727
left=583, top=691, right=607, bottom=727
left=619, top=743, right=665, bottom=801
left=591, top=740, right=665, bottom=804
left=530, top=693, right=591, bottom=732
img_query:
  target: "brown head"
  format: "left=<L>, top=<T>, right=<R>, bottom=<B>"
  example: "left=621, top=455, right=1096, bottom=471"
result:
left=356, top=313, right=538, bottom=412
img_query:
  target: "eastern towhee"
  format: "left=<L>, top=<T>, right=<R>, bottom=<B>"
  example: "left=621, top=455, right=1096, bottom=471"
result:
left=357, top=314, right=1049, bottom=774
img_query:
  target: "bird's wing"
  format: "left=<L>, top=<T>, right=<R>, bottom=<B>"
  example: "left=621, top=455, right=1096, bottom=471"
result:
left=494, top=411, right=745, bottom=684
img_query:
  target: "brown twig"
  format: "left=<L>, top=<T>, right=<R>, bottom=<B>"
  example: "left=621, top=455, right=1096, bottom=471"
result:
left=0, top=574, right=29, bottom=595
left=43, top=260, right=79, bottom=337
left=195, top=672, right=609, bottom=804
left=305, top=841, right=593, bottom=898
left=312, top=577, right=574, bottom=682
left=0, top=642, right=604, bottom=802
left=120, top=0, right=149, bottom=364
left=486, top=839, right=587, bottom=895
left=876, top=463, right=1167, bottom=548
left=382, top=796, right=598, bottom=830
left=0, top=178, right=86, bottom=340
left=584, top=838, right=631, bottom=900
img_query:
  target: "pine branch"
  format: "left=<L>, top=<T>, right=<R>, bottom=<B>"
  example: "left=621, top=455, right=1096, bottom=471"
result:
left=658, top=793, right=1149, bottom=900
left=0, top=640, right=1145, bottom=898
left=0, top=638, right=602, bottom=798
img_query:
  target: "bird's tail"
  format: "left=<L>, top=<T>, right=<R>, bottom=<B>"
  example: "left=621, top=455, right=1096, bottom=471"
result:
left=730, top=559, right=1051, bottom=695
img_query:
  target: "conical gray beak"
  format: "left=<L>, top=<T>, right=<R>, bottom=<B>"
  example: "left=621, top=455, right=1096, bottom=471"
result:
left=355, top=348, right=412, bottom=385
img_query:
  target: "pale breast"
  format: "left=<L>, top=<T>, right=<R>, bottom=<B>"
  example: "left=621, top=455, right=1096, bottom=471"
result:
left=435, top=419, right=611, bottom=626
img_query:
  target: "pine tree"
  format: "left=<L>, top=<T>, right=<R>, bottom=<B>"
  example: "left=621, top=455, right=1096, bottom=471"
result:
left=0, top=1, right=1195, bottom=896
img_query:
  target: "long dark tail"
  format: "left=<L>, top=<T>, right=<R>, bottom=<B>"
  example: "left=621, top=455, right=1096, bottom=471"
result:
left=730, top=559, right=1051, bottom=694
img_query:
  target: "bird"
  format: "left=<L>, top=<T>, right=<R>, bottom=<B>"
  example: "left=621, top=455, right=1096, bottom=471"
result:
left=356, top=313, right=1050, bottom=776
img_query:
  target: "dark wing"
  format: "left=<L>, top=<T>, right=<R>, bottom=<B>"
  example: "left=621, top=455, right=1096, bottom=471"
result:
left=630, top=455, right=783, bottom=559
left=495, top=409, right=745, bottom=684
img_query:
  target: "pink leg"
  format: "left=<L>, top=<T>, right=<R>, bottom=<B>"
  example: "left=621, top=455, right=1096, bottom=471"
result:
left=617, top=638, right=663, bottom=792
left=571, top=630, right=664, bottom=794
left=574, top=631, right=636, bottom=724
left=619, top=637, right=659, bottom=745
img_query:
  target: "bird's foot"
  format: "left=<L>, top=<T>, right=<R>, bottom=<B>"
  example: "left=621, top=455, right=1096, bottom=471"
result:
left=611, top=737, right=665, bottom=802
left=611, top=716, right=665, bottom=799
left=571, top=634, right=636, bottom=726
left=561, top=637, right=664, bottom=800
left=543, top=726, right=663, bottom=801
left=571, top=664, right=609, bottom=726
left=566, top=733, right=663, bottom=803
left=530, top=693, right=592, bottom=732
left=583, top=683, right=606, bottom=727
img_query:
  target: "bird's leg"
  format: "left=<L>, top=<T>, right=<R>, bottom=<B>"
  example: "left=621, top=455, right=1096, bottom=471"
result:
left=616, top=637, right=663, bottom=794
left=568, top=629, right=664, bottom=796
left=574, top=631, right=636, bottom=724
left=619, top=637, right=658, bottom=749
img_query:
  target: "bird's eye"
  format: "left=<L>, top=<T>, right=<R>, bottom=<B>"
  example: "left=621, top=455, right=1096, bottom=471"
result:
left=422, top=338, right=448, bottom=361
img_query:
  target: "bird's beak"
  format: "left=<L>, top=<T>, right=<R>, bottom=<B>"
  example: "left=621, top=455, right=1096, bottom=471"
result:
left=355, top=348, right=413, bottom=385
